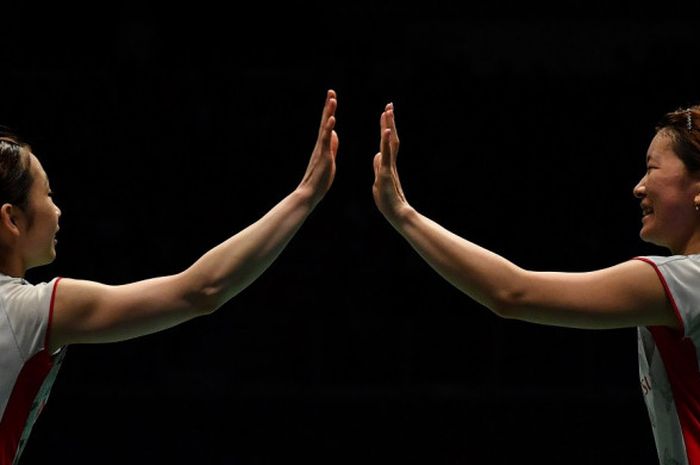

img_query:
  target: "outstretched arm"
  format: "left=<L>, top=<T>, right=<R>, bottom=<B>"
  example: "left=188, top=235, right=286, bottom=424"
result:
left=49, top=90, right=339, bottom=351
left=372, top=103, right=678, bottom=331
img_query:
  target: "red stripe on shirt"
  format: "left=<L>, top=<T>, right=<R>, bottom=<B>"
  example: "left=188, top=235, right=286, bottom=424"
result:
left=45, top=277, right=62, bottom=350
left=650, top=326, right=700, bottom=465
left=0, top=350, right=52, bottom=465
left=634, top=257, right=685, bottom=334
left=0, top=278, right=63, bottom=465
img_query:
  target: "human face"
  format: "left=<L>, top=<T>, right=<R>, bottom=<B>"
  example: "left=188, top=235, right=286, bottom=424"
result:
left=21, top=153, right=61, bottom=269
left=633, top=131, right=700, bottom=254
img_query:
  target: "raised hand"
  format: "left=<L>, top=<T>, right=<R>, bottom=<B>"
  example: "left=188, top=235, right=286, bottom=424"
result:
left=297, top=89, right=339, bottom=208
left=372, top=103, right=409, bottom=224
left=49, top=89, right=342, bottom=349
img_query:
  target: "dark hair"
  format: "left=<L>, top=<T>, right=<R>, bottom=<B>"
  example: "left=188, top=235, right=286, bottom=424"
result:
left=655, top=105, right=700, bottom=172
left=0, top=126, right=33, bottom=212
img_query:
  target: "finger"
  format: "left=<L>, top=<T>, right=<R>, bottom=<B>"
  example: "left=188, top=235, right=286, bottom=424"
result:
left=379, top=109, right=387, bottom=139
left=318, top=98, right=337, bottom=150
left=386, top=108, right=400, bottom=157
left=319, top=90, right=337, bottom=136
left=330, top=130, right=339, bottom=159
left=373, top=152, right=382, bottom=174
left=384, top=109, right=399, bottom=161
left=324, top=98, right=337, bottom=129
left=387, top=107, right=397, bottom=135
left=318, top=90, right=338, bottom=138
left=320, top=115, right=337, bottom=153
left=380, top=128, right=392, bottom=168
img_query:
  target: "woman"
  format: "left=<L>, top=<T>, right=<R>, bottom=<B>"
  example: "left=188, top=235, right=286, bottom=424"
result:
left=0, top=89, right=338, bottom=465
left=372, top=102, right=700, bottom=464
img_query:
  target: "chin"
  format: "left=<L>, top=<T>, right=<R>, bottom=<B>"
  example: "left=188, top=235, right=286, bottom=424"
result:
left=34, top=252, right=57, bottom=268
left=640, top=228, right=660, bottom=246
left=640, top=231, right=673, bottom=252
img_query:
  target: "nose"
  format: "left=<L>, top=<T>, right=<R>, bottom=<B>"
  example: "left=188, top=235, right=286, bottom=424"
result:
left=633, top=175, right=646, bottom=199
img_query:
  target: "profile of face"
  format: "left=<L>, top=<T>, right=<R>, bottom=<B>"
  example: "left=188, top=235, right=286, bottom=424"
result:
left=20, top=153, right=61, bottom=269
left=633, top=131, right=700, bottom=254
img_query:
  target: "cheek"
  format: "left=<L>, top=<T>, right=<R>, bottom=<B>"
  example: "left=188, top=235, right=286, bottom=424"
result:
left=32, top=208, right=56, bottom=232
left=654, top=194, right=693, bottom=229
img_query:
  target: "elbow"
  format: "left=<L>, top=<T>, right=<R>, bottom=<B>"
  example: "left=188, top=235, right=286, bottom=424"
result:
left=190, top=285, right=223, bottom=316
left=196, top=299, right=220, bottom=316
left=487, top=279, right=529, bottom=321
left=176, top=272, right=224, bottom=316
left=489, top=293, right=518, bottom=320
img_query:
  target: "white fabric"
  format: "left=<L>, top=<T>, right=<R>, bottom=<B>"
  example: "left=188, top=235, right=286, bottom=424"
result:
left=636, top=254, right=700, bottom=465
left=0, top=274, right=58, bottom=418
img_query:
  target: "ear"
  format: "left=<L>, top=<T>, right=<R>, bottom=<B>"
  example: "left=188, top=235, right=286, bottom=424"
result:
left=0, top=203, right=22, bottom=237
left=691, top=175, right=700, bottom=203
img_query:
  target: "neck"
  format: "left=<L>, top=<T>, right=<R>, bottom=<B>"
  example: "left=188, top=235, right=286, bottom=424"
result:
left=0, top=253, right=26, bottom=278
left=674, top=233, right=700, bottom=255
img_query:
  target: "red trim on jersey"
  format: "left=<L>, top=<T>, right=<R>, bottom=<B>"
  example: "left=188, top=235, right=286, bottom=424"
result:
left=639, top=258, right=700, bottom=464
left=634, top=257, right=685, bottom=334
left=45, top=277, right=63, bottom=349
left=0, top=350, right=52, bottom=465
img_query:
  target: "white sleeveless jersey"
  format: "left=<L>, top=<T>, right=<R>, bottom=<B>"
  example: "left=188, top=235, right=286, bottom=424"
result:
left=0, top=274, right=63, bottom=465
left=636, top=255, right=700, bottom=465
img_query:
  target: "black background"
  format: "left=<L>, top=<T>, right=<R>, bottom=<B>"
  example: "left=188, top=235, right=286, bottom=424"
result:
left=3, top=3, right=699, bottom=464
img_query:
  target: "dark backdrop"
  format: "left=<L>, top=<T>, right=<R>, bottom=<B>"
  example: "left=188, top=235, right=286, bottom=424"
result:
left=2, top=4, right=698, bottom=465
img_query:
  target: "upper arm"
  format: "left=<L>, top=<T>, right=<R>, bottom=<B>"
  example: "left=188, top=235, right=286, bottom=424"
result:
left=501, top=259, right=679, bottom=330
left=48, top=273, right=211, bottom=351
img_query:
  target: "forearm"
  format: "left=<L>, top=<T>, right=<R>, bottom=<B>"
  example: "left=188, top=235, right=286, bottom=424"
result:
left=390, top=207, right=524, bottom=314
left=50, top=189, right=318, bottom=347
left=182, top=188, right=316, bottom=311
